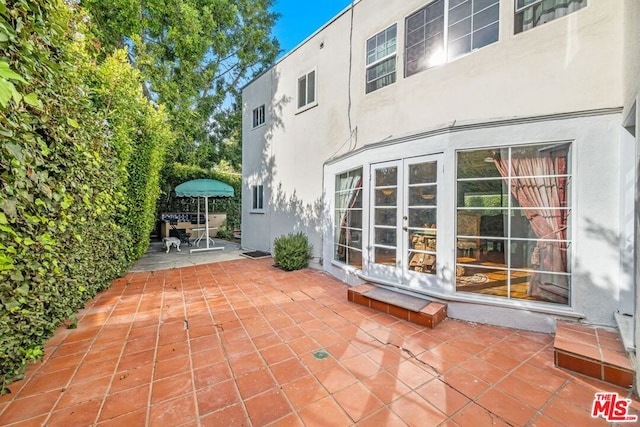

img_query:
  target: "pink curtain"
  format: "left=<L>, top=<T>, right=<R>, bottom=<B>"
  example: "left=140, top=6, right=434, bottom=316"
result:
left=494, top=149, right=569, bottom=301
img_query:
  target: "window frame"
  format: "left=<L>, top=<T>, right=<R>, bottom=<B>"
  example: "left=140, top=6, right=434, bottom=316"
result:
left=334, top=167, right=364, bottom=269
left=514, top=0, right=587, bottom=34
left=404, top=0, right=500, bottom=78
left=297, top=69, right=317, bottom=112
left=251, top=184, right=265, bottom=213
left=454, top=142, right=572, bottom=306
left=365, top=24, right=398, bottom=94
left=252, top=105, right=265, bottom=129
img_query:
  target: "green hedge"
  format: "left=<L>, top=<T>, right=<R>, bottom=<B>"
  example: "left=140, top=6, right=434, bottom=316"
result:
left=93, top=50, right=172, bottom=261
left=0, top=1, right=172, bottom=392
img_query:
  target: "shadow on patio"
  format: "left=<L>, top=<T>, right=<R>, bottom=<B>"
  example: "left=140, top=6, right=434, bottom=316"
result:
left=0, top=257, right=638, bottom=426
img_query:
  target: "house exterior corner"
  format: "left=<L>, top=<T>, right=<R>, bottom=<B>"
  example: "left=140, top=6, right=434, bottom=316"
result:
left=241, top=0, right=640, bottom=364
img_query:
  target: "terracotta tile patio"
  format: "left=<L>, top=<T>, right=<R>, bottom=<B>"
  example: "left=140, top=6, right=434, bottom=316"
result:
left=1, top=258, right=638, bottom=426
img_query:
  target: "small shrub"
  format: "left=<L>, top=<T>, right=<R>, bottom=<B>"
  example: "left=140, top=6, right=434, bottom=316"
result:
left=273, top=232, right=313, bottom=271
left=215, top=220, right=234, bottom=240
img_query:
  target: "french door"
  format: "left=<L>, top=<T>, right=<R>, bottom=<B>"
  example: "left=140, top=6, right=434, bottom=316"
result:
left=369, top=155, right=442, bottom=288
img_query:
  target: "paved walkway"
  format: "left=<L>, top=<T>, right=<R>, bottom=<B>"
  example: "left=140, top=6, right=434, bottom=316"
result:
left=129, top=239, right=244, bottom=272
left=0, top=258, right=638, bottom=426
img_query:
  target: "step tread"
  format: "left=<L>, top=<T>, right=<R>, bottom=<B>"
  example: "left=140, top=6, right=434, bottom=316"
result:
left=348, top=283, right=447, bottom=329
left=363, top=287, right=429, bottom=312
left=554, top=321, right=634, bottom=388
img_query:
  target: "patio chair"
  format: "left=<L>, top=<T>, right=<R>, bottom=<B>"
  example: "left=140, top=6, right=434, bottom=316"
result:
left=169, top=219, right=192, bottom=247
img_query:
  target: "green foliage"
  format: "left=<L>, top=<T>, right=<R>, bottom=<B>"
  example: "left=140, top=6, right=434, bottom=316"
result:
left=193, top=103, right=243, bottom=172
left=83, top=0, right=280, bottom=166
left=273, top=233, right=313, bottom=272
left=214, top=220, right=236, bottom=241
left=0, top=1, right=172, bottom=391
left=93, top=50, right=173, bottom=260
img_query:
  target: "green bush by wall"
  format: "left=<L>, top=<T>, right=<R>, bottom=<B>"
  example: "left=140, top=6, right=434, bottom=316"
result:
left=273, top=233, right=313, bottom=271
left=0, top=1, right=172, bottom=392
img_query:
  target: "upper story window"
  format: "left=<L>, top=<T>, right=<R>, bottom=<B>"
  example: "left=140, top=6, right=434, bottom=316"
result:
left=405, top=0, right=499, bottom=77
left=366, top=24, right=397, bottom=94
left=252, top=105, right=265, bottom=128
left=515, top=0, right=586, bottom=34
left=297, top=70, right=316, bottom=110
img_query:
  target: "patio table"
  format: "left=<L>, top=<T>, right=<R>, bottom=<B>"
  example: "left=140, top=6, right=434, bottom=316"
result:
left=191, top=227, right=218, bottom=248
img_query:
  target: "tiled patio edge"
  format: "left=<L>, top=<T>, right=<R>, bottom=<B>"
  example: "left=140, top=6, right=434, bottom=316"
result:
left=554, top=321, right=635, bottom=388
left=347, top=284, right=447, bottom=329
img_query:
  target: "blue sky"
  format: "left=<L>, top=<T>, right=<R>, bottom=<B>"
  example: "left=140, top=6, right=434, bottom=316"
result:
left=271, top=0, right=354, bottom=57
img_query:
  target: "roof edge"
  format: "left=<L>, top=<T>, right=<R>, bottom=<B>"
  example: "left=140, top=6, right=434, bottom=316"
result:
left=242, top=0, right=360, bottom=91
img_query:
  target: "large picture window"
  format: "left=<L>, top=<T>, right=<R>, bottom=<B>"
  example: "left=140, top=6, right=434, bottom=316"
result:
left=335, top=168, right=363, bottom=268
left=405, top=0, right=499, bottom=77
left=515, top=0, right=587, bottom=34
left=455, top=143, right=571, bottom=305
left=366, top=24, right=397, bottom=93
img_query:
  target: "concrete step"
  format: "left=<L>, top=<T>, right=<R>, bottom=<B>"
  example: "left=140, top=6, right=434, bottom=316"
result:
left=347, top=283, right=446, bottom=329
left=554, top=321, right=634, bottom=388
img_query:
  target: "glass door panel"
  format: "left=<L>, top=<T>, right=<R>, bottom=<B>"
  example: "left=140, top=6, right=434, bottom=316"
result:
left=372, top=164, right=399, bottom=269
left=405, top=160, right=438, bottom=276
left=369, top=155, right=442, bottom=287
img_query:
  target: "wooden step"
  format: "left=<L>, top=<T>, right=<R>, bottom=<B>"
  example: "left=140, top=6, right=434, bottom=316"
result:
left=554, top=321, right=634, bottom=388
left=347, top=283, right=446, bottom=329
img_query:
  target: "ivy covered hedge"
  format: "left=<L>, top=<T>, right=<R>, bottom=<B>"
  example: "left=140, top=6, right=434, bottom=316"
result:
left=0, top=0, right=173, bottom=391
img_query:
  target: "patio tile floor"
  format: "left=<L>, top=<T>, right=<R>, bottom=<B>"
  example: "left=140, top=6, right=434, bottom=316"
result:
left=1, top=258, right=639, bottom=426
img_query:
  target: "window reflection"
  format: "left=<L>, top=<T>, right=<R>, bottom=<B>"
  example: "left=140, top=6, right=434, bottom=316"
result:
left=335, top=168, right=363, bottom=268
left=455, top=143, right=571, bottom=305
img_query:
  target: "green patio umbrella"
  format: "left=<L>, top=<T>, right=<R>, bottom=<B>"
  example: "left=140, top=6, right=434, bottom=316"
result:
left=174, top=179, right=235, bottom=253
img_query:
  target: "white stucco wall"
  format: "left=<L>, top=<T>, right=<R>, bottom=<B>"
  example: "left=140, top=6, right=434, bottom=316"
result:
left=623, top=0, right=640, bottom=113
left=241, top=0, right=633, bottom=330
left=621, top=0, right=640, bottom=395
left=348, top=0, right=623, bottom=148
left=242, top=1, right=626, bottom=256
left=323, top=112, right=624, bottom=332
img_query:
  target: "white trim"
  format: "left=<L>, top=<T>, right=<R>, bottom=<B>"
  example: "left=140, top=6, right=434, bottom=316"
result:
left=514, top=0, right=588, bottom=34
left=295, top=101, right=319, bottom=115
left=251, top=184, right=265, bottom=212
left=296, top=68, right=317, bottom=112
left=365, top=23, right=398, bottom=93
left=454, top=142, right=573, bottom=307
left=251, top=104, right=266, bottom=129
left=331, top=259, right=361, bottom=274
left=324, top=108, right=622, bottom=167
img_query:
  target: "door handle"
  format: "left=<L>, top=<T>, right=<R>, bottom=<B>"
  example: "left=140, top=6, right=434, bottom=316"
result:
left=403, top=216, right=408, bottom=220
left=402, top=226, right=408, bottom=231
